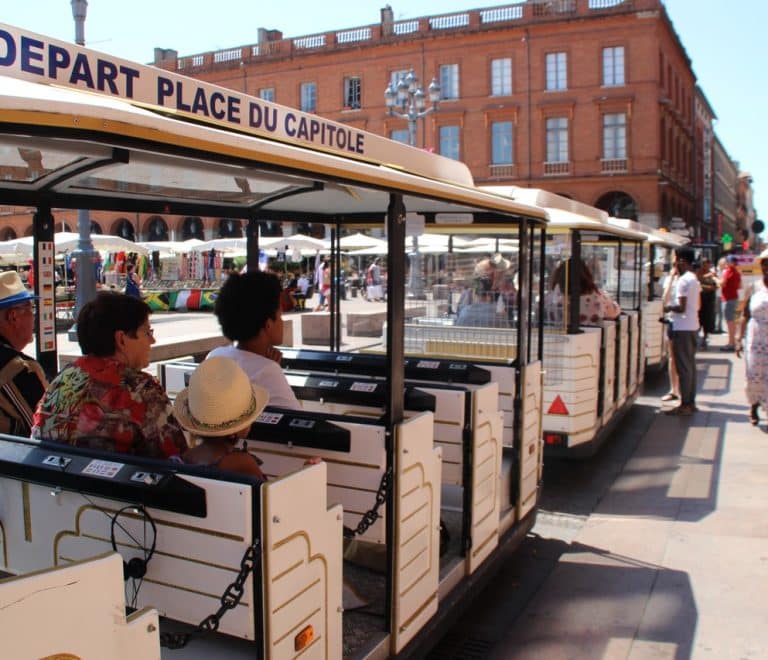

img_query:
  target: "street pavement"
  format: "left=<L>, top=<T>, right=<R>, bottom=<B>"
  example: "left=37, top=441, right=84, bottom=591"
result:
left=486, top=333, right=768, bottom=660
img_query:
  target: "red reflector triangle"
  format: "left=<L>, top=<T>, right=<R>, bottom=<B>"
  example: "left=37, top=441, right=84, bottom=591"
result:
left=547, top=395, right=569, bottom=415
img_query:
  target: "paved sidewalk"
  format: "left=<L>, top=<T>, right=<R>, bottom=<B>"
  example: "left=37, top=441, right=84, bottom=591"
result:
left=492, top=335, right=768, bottom=659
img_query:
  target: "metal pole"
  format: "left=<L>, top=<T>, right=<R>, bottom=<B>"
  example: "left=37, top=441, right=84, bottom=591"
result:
left=69, top=0, right=97, bottom=338
left=408, top=109, right=417, bottom=147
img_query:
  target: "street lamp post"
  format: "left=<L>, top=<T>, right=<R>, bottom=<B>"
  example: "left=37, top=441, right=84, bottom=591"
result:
left=383, top=70, right=441, bottom=148
left=384, top=71, right=440, bottom=299
left=69, top=0, right=97, bottom=337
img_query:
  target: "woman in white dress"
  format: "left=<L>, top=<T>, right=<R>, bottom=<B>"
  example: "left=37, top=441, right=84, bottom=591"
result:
left=736, top=249, right=768, bottom=425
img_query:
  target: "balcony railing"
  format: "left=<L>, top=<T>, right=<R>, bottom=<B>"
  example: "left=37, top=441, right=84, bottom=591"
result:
left=601, top=158, right=629, bottom=173
left=392, top=20, right=420, bottom=35
left=589, top=0, right=630, bottom=8
left=294, top=35, right=326, bottom=50
left=169, top=0, right=647, bottom=71
left=532, top=0, right=576, bottom=17
left=481, top=5, right=524, bottom=23
left=543, top=161, right=571, bottom=176
left=337, top=28, right=372, bottom=44
left=489, top=164, right=517, bottom=178
left=213, top=48, right=241, bottom=64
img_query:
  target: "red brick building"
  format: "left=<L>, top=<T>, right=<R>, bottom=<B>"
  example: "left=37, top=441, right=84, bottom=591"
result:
left=1, top=0, right=737, bottom=244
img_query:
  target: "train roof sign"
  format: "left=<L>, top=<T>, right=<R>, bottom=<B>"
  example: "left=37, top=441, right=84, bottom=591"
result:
left=0, top=23, right=474, bottom=188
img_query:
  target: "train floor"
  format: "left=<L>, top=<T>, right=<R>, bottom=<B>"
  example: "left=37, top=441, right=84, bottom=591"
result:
left=430, top=333, right=768, bottom=660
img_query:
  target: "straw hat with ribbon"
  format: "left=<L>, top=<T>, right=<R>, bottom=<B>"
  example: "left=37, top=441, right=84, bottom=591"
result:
left=173, top=357, right=269, bottom=438
left=0, top=271, right=38, bottom=310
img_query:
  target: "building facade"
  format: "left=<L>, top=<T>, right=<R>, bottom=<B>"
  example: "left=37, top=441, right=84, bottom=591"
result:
left=0, top=0, right=749, bottom=245
left=159, top=0, right=706, bottom=233
left=712, top=136, right=739, bottom=245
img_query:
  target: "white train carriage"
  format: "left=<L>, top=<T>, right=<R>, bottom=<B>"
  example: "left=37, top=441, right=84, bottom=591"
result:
left=477, top=187, right=649, bottom=457
left=0, top=23, right=549, bottom=659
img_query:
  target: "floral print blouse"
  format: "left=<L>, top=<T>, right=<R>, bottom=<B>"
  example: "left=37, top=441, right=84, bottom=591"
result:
left=579, top=290, right=621, bottom=325
left=32, top=356, right=188, bottom=459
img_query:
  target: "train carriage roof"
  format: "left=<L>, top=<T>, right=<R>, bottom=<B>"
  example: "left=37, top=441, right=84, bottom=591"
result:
left=0, top=74, right=547, bottom=226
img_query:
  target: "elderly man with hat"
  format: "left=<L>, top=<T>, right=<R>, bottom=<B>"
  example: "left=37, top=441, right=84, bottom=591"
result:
left=0, top=271, right=47, bottom=435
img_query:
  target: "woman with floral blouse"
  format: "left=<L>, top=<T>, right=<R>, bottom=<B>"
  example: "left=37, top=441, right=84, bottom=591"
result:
left=549, top=258, right=621, bottom=325
left=32, top=292, right=187, bottom=459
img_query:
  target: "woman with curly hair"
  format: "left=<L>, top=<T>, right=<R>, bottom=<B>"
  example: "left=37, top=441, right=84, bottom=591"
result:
left=207, top=270, right=300, bottom=409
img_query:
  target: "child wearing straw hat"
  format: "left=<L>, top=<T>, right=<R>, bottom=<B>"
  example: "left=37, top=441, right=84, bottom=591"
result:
left=174, top=357, right=270, bottom=479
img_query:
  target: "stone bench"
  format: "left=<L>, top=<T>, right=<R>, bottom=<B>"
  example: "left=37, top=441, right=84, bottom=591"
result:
left=301, top=312, right=331, bottom=345
left=346, top=305, right=428, bottom=337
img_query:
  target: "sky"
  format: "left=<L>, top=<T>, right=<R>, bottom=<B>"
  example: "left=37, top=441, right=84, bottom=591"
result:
left=3, top=1, right=767, bottom=223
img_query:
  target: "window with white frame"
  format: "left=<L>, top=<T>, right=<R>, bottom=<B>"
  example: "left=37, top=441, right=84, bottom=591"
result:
left=545, top=52, right=567, bottom=91
left=300, top=82, right=317, bottom=112
left=603, top=113, right=627, bottom=159
left=439, top=64, right=459, bottom=100
left=546, top=117, right=569, bottom=162
left=603, top=46, right=625, bottom=86
left=259, top=88, right=275, bottom=102
left=491, top=121, right=513, bottom=164
left=491, top=58, right=512, bottom=96
left=439, top=125, right=461, bottom=160
left=390, top=129, right=409, bottom=144
left=391, top=69, right=410, bottom=88
left=344, top=76, right=361, bottom=109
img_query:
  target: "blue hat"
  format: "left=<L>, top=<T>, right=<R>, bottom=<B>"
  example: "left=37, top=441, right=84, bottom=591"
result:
left=0, top=271, right=38, bottom=310
left=726, top=255, right=738, bottom=264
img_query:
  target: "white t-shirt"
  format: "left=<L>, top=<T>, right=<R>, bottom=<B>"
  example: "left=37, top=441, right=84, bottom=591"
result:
left=207, top=345, right=301, bottom=409
left=671, top=270, right=701, bottom=332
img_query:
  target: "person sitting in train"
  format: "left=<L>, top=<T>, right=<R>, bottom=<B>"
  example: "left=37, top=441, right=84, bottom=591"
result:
left=207, top=270, right=300, bottom=409
left=31, top=292, right=188, bottom=459
left=455, top=276, right=510, bottom=328
left=549, top=258, right=621, bottom=325
left=0, top=271, right=48, bottom=437
left=174, top=357, right=270, bottom=479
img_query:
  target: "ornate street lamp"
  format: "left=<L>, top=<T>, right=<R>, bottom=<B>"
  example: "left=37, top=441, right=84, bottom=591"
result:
left=384, top=71, right=440, bottom=298
left=69, top=0, right=97, bottom=337
left=383, top=69, right=440, bottom=148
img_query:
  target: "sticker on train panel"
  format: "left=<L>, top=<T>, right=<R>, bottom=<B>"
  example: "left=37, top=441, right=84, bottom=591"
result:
left=289, top=418, right=315, bottom=429
left=416, top=360, right=440, bottom=369
left=256, top=413, right=283, bottom=424
left=82, top=459, right=124, bottom=479
left=351, top=382, right=377, bottom=393
left=257, top=412, right=283, bottom=425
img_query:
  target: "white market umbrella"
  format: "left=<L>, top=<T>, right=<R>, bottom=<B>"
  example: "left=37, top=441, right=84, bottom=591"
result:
left=7, top=232, right=149, bottom=256
left=139, top=238, right=205, bottom=255
left=338, top=232, right=387, bottom=251
left=192, top=237, right=248, bottom=254
left=260, top=233, right=329, bottom=253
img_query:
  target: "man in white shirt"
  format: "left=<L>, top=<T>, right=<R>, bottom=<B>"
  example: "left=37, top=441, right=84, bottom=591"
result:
left=663, top=247, right=701, bottom=416
left=208, top=271, right=300, bottom=409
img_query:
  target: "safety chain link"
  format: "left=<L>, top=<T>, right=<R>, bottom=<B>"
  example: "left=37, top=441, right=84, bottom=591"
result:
left=343, top=466, right=393, bottom=539
left=160, top=538, right=260, bottom=650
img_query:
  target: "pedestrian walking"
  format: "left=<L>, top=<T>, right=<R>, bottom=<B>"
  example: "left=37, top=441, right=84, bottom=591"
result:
left=720, top=255, right=742, bottom=351
left=660, top=265, right=681, bottom=403
left=735, top=249, right=768, bottom=425
left=697, top=258, right=717, bottom=348
left=124, top=263, right=142, bottom=299
left=663, top=248, right=700, bottom=416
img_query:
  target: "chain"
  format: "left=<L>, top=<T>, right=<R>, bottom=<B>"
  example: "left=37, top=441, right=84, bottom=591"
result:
left=343, top=466, right=393, bottom=539
left=160, top=538, right=260, bottom=650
